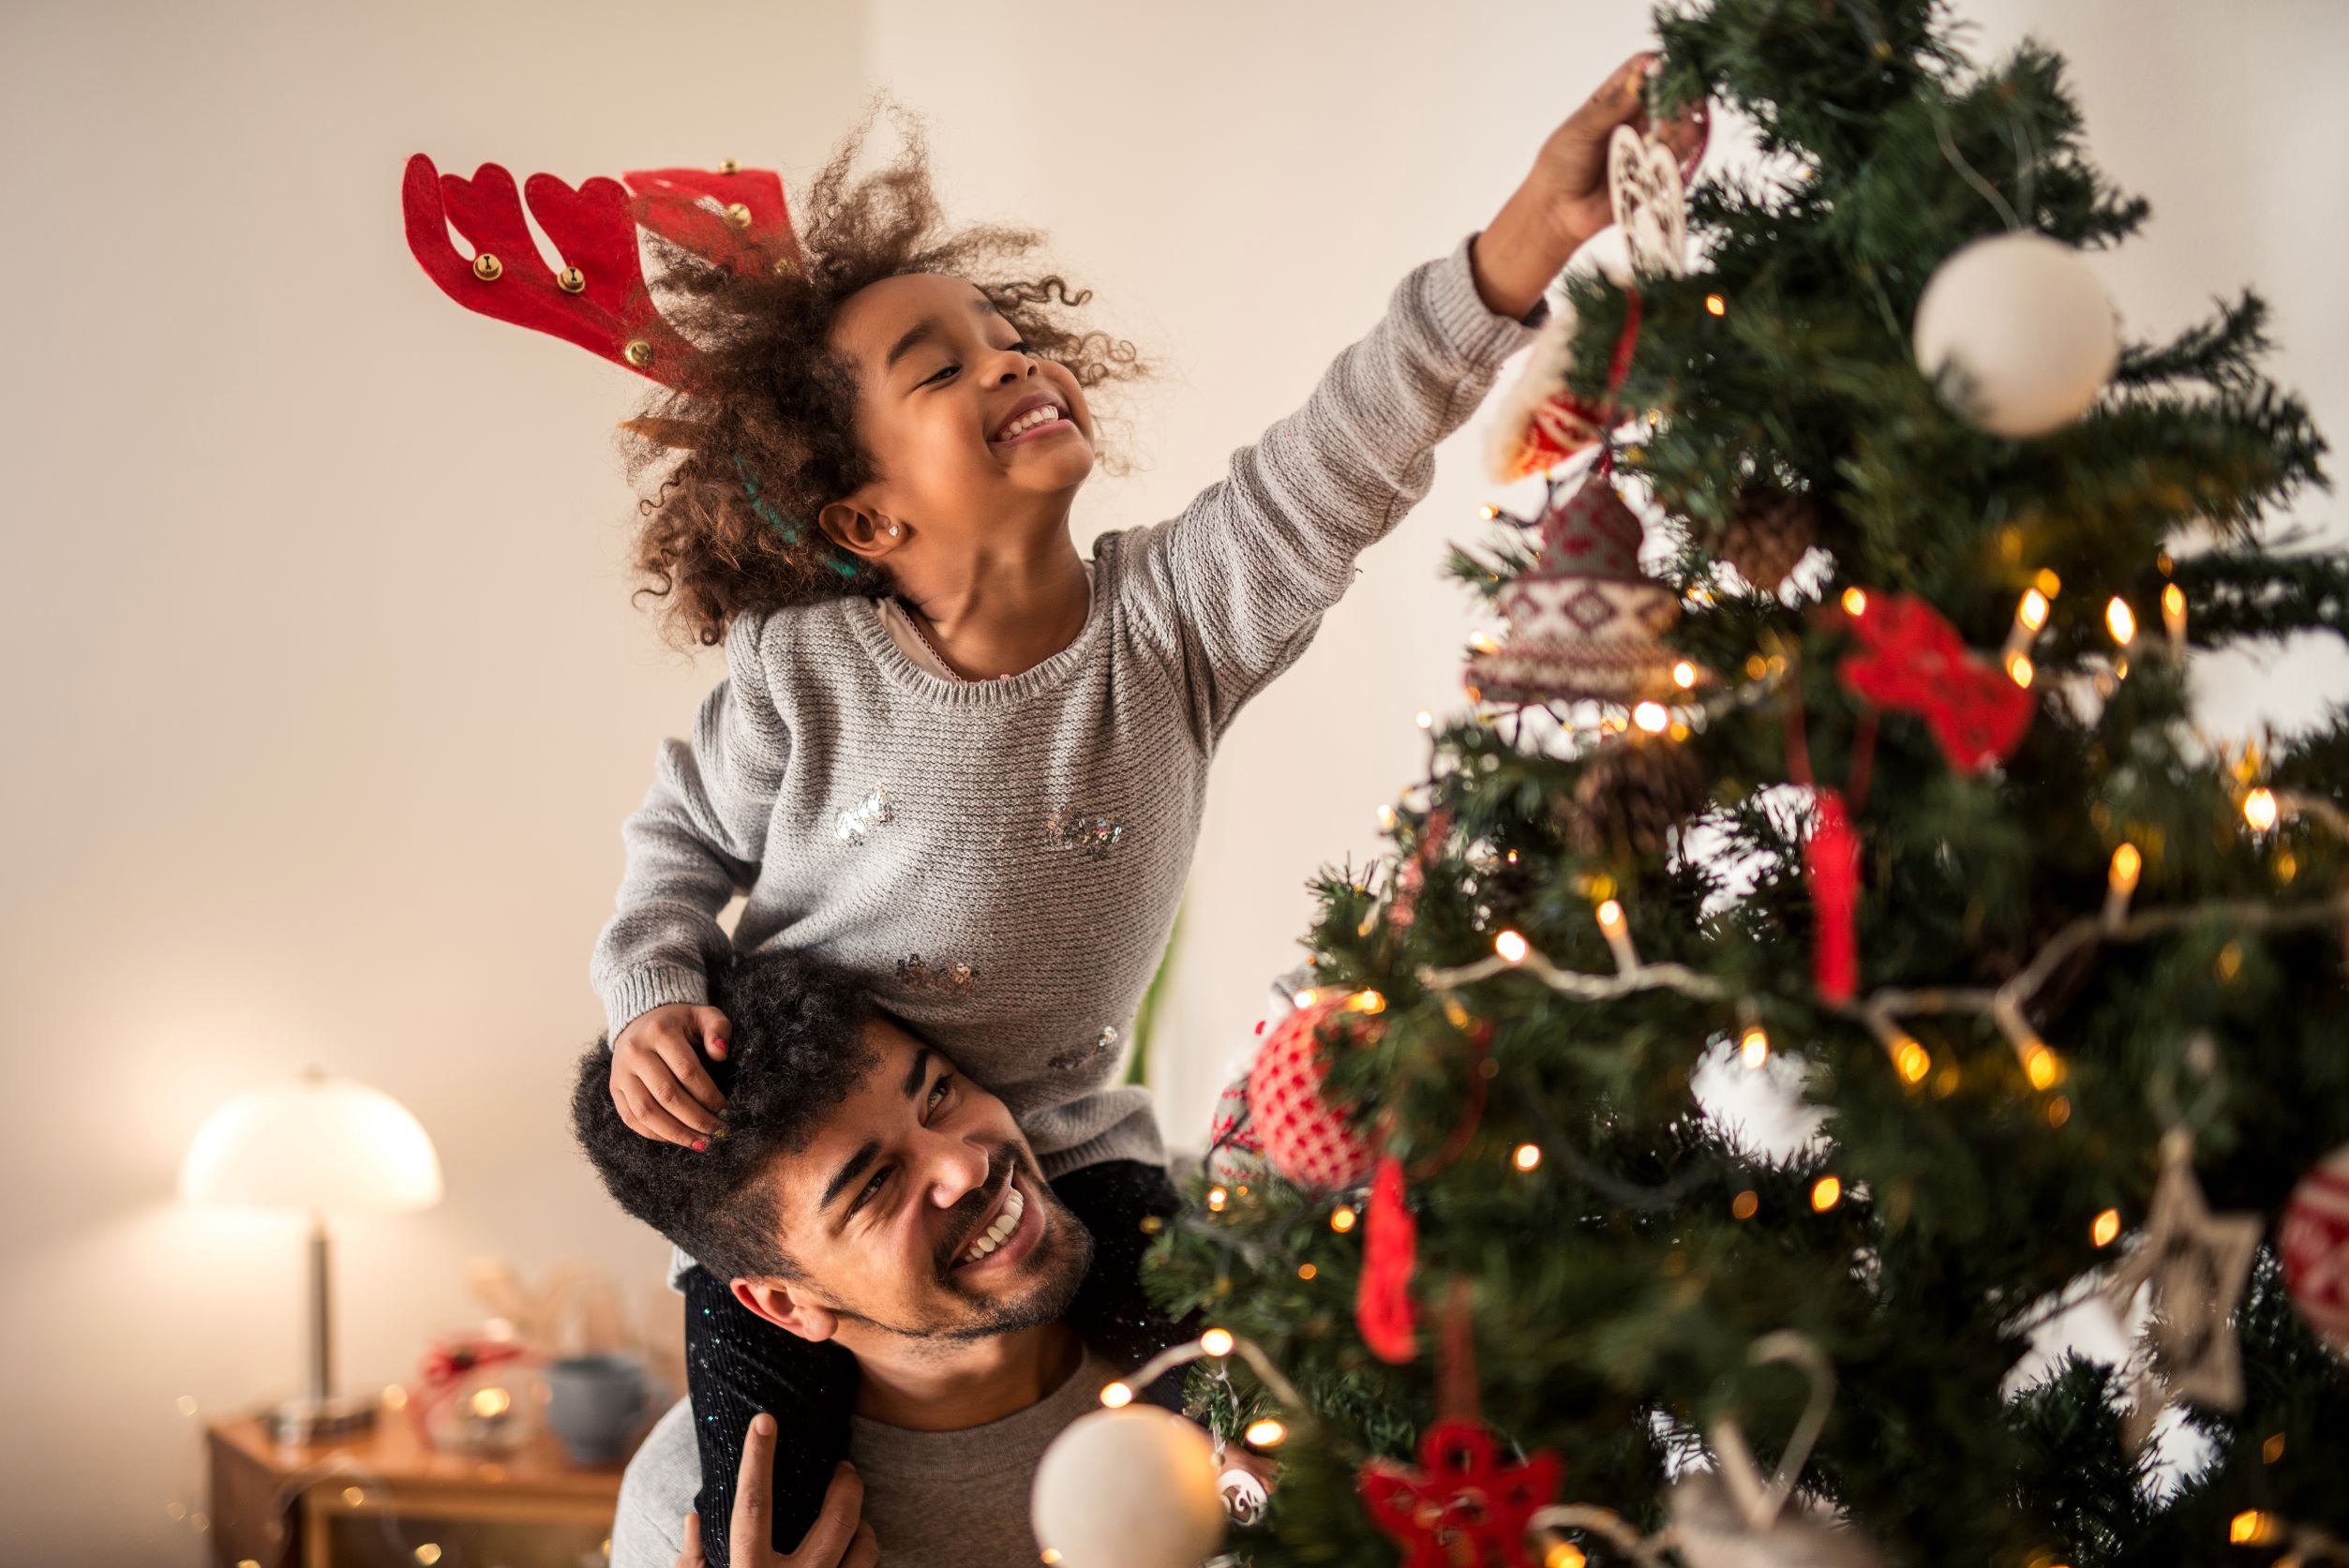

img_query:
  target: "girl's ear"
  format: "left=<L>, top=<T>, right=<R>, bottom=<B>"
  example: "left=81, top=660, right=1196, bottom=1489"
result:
left=818, top=500, right=906, bottom=560
left=732, top=1277, right=841, bottom=1343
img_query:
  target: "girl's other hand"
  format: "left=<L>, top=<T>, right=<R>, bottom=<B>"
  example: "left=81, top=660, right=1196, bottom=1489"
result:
left=610, top=1003, right=732, bottom=1147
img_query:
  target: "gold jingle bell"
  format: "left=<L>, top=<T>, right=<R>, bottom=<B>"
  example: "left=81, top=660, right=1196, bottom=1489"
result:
left=724, top=202, right=754, bottom=229
left=471, top=252, right=503, bottom=282
left=717, top=157, right=740, bottom=175
left=623, top=339, right=654, bottom=368
left=557, top=266, right=587, bottom=294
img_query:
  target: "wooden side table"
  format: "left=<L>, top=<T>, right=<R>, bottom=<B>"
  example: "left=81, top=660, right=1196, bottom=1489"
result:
left=207, top=1406, right=636, bottom=1568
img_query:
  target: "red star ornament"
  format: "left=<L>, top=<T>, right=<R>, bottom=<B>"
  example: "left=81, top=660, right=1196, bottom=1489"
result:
left=1359, top=1418, right=1564, bottom=1568
left=1837, top=591, right=2033, bottom=773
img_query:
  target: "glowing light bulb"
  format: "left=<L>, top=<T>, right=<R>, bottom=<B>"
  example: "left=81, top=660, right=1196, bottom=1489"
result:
left=1415, top=709, right=1434, bottom=729
left=2006, top=651, right=2034, bottom=688
left=1330, top=1205, right=1358, bottom=1233
left=2017, top=589, right=2050, bottom=632
left=1810, top=1175, right=1842, bottom=1212
left=1894, top=1037, right=1931, bottom=1083
left=1200, top=1328, right=1235, bottom=1357
left=1633, top=701, right=1669, bottom=733
left=1245, top=1418, right=1287, bottom=1447
left=1100, top=1381, right=1134, bottom=1408
left=1595, top=899, right=1625, bottom=932
left=1349, top=989, right=1387, bottom=1015
left=1376, top=803, right=1397, bottom=831
left=2105, top=596, right=2136, bottom=646
left=2162, top=582, right=2187, bottom=639
left=1740, top=1024, right=1769, bottom=1069
left=1513, top=1142, right=1542, bottom=1172
left=2231, top=1512, right=2278, bottom=1546
left=2244, top=787, right=2280, bottom=831
left=1841, top=587, right=1868, bottom=617
left=470, top=1386, right=512, bottom=1418
left=1730, top=1189, right=1759, bottom=1220
left=1495, top=930, right=1530, bottom=964
left=1548, top=1544, right=1590, bottom=1568
left=1206, top=1186, right=1229, bottom=1212
left=1297, top=1262, right=1317, bottom=1280
left=1671, top=660, right=1698, bottom=689
left=2109, top=843, right=2142, bottom=892
left=2092, top=1209, right=2121, bottom=1247
left=1703, top=293, right=1726, bottom=317
left=2024, top=1042, right=2062, bottom=1091
left=2034, top=568, right=2062, bottom=597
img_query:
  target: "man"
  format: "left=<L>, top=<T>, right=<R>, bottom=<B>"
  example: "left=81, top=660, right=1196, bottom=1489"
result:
left=571, top=947, right=1155, bottom=1568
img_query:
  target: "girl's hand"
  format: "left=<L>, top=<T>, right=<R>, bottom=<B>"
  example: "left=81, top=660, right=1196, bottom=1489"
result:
left=1470, top=52, right=1708, bottom=320
left=610, top=1002, right=732, bottom=1147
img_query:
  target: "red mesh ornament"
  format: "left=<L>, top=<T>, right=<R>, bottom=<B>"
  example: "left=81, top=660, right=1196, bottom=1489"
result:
left=1804, top=788, right=1862, bottom=1003
left=1356, top=1156, right=1419, bottom=1364
left=1837, top=590, right=2033, bottom=773
left=1358, top=1418, right=1564, bottom=1568
left=1247, top=994, right=1381, bottom=1192
left=2281, top=1143, right=2349, bottom=1356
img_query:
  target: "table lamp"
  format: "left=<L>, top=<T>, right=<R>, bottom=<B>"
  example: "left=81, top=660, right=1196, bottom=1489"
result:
left=181, top=1068, right=443, bottom=1441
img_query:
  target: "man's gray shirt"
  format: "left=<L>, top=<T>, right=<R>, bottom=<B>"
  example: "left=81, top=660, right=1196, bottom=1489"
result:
left=613, top=1349, right=1117, bottom=1568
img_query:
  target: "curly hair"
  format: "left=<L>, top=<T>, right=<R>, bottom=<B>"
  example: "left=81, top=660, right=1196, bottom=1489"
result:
left=570, top=947, right=887, bottom=1281
left=621, top=96, right=1151, bottom=647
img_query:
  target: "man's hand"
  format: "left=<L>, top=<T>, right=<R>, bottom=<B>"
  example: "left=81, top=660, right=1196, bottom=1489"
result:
left=611, top=1003, right=733, bottom=1148
left=1470, top=52, right=1709, bottom=320
left=675, top=1414, right=879, bottom=1568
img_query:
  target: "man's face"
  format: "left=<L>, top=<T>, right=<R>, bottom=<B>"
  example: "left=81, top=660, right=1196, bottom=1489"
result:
left=753, top=1017, right=1090, bottom=1342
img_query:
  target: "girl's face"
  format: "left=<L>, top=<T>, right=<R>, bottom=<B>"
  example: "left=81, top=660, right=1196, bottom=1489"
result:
left=822, top=272, right=1095, bottom=559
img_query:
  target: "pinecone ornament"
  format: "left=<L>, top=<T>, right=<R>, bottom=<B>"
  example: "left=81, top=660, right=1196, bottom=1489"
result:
left=1563, top=732, right=1709, bottom=857
left=1706, top=483, right=1818, bottom=593
left=1466, top=472, right=1708, bottom=706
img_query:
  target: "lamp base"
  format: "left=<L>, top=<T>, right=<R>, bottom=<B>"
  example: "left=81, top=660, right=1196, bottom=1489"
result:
left=262, top=1394, right=379, bottom=1444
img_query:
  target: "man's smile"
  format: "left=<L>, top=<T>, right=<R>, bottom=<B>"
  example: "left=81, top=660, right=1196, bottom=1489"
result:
left=947, top=1167, right=1044, bottom=1277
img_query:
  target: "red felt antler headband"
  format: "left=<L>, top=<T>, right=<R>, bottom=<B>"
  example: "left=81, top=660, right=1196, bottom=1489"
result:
left=402, top=155, right=801, bottom=390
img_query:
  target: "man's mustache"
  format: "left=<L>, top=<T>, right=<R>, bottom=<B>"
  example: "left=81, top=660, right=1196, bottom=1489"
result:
left=933, top=1142, right=1024, bottom=1278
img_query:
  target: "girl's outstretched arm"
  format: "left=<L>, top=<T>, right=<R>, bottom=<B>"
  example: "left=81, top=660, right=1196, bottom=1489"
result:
left=1115, top=53, right=1678, bottom=744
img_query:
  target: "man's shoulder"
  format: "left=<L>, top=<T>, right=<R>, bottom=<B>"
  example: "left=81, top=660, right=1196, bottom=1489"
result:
left=612, top=1396, right=698, bottom=1568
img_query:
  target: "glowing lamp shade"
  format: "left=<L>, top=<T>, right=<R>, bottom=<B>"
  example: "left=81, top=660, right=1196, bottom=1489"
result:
left=182, top=1073, right=441, bottom=1214
left=181, top=1072, right=441, bottom=1441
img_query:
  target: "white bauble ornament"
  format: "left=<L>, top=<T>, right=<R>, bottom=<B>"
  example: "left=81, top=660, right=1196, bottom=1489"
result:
left=1911, top=231, right=2118, bottom=438
left=1032, top=1406, right=1226, bottom=1568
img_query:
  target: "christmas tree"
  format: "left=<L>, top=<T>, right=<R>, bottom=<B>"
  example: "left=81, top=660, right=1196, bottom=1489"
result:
left=1145, top=1, right=2349, bottom=1563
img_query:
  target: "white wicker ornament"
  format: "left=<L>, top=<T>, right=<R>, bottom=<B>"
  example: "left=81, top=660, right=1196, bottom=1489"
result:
left=1911, top=231, right=2118, bottom=438
left=1032, top=1405, right=1226, bottom=1568
left=2280, top=1142, right=2349, bottom=1356
left=1607, top=124, right=1689, bottom=277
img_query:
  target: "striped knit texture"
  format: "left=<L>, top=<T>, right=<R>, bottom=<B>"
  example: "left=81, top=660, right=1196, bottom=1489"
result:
left=591, top=231, right=1548, bottom=1184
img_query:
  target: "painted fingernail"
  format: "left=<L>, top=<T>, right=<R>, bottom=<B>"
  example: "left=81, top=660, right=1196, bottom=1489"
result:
left=691, top=1139, right=708, bottom=1152
left=710, top=1039, right=729, bottom=1059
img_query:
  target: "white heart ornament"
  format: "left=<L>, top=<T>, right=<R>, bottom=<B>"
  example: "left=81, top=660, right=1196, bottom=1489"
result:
left=1608, top=124, right=1688, bottom=277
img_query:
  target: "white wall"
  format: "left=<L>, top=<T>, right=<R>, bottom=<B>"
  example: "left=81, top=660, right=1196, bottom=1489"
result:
left=4, top=2, right=2342, bottom=1562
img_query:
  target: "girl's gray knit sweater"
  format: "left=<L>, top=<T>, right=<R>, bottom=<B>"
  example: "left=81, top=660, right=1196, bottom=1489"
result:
left=591, top=231, right=1548, bottom=1178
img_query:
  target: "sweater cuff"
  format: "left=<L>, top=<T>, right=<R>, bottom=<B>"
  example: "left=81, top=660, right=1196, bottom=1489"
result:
left=1420, top=231, right=1551, bottom=369
left=602, top=966, right=711, bottom=1038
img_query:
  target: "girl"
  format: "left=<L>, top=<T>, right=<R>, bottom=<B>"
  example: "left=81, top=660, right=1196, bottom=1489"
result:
left=587, top=59, right=1679, bottom=1564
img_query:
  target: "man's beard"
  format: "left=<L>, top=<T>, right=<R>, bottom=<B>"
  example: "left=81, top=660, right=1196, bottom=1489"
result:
left=830, top=1142, right=1094, bottom=1342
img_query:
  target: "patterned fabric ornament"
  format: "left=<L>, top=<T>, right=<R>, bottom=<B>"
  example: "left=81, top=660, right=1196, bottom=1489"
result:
left=2278, top=1142, right=2349, bottom=1357
left=1608, top=123, right=1690, bottom=278
left=1466, top=472, right=1706, bottom=706
left=1204, top=1073, right=1269, bottom=1188
left=1356, top=1156, right=1419, bottom=1364
left=1838, top=591, right=2034, bottom=773
left=1246, top=993, right=1382, bottom=1191
left=2101, top=1129, right=2264, bottom=1413
left=1358, top=1418, right=1564, bottom=1568
left=1803, top=788, right=1863, bottom=1003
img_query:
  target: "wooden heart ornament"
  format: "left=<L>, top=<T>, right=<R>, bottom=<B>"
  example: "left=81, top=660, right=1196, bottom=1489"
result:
left=1608, top=125, right=1688, bottom=278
